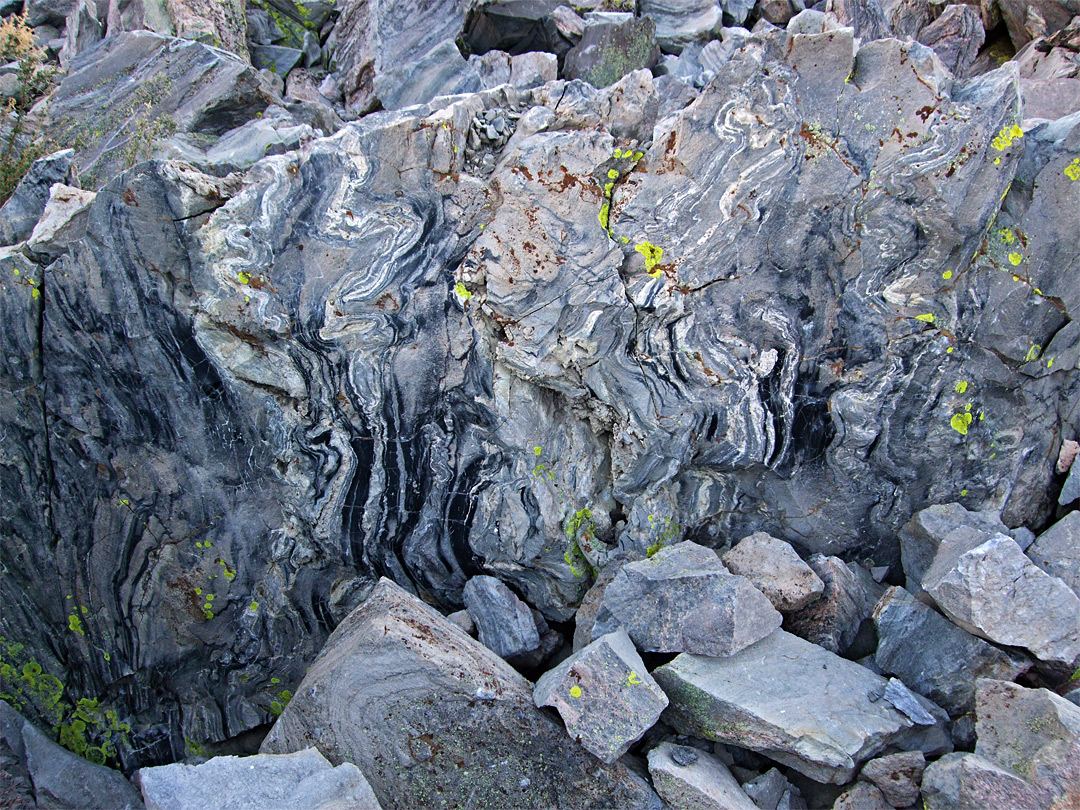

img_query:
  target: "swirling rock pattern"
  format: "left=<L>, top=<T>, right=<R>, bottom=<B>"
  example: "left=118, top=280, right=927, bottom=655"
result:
left=0, top=22, right=1077, bottom=767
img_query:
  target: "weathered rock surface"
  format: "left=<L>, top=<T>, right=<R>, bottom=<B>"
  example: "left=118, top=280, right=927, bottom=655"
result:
left=646, top=741, right=758, bottom=810
left=831, top=781, right=891, bottom=810
left=1027, top=510, right=1080, bottom=595
left=653, top=630, right=949, bottom=783
left=721, top=532, right=824, bottom=611
left=135, top=748, right=382, bottom=810
left=563, top=14, right=660, bottom=86
left=0, top=700, right=143, bottom=809
left=533, top=630, right=668, bottom=763
left=25, top=182, right=95, bottom=259
left=872, top=586, right=1030, bottom=715
left=0, top=149, right=75, bottom=245
left=920, top=752, right=1048, bottom=809
left=45, top=31, right=278, bottom=187
left=261, top=579, right=661, bottom=808
left=592, top=542, right=782, bottom=655
left=858, top=750, right=925, bottom=808
left=573, top=553, right=640, bottom=651
left=462, top=573, right=541, bottom=660
left=640, top=0, right=721, bottom=51
left=921, top=533, right=1080, bottom=665
left=917, top=4, right=984, bottom=77
left=974, top=678, right=1080, bottom=801
left=784, top=555, right=871, bottom=653
left=741, top=767, right=806, bottom=810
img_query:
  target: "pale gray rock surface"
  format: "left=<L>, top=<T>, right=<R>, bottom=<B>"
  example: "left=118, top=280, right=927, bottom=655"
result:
left=640, top=0, right=721, bottom=50
left=1027, top=510, right=1080, bottom=595
left=0, top=149, right=75, bottom=245
left=783, top=555, right=869, bottom=653
left=373, top=39, right=483, bottom=110
left=135, top=748, right=381, bottom=810
left=646, top=741, right=758, bottom=810
left=921, top=533, right=1080, bottom=665
left=25, top=183, right=95, bottom=259
left=831, top=781, right=891, bottom=810
left=974, top=678, right=1080, bottom=800
left=872, top=586, right=1030, bottom=715
left=462, top=573, right=541, bottom=660
left=858, top=751, right=925, bottom=808
left=721, top=532, right=824, bottom=611
left=533, top=630, right=667, bottom=763
left=592, top=542, right=782, bottom=655
left=509, top=51, right=557, bottom=88
left=741, top=768, right=806, bottom=810
left=653, top=630, right=948, bottom=783
left=261, top=579, right=661, bottom=808
left=0, top=701, right=143, bottom=810
left=920, top=752, right=1049, bottom=810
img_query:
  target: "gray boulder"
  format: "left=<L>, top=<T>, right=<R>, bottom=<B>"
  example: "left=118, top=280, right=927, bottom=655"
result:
left=741, top=767, right=806, bottom=810
left=25, top=183, right=96, bottom=260
left=653, top=630, right=950, bottom=783
left=920, top=533, right=1080, bottom=665
left=373, top=39, right=483, bottom=111
left=463, top=574, right=541, bottom=661
left=872, top=586, right=1030, bottom=715
left=533, top=630, right=668, bottom=763
left=573, top=553, right=641, bottom=651
left=721, top=532, right=824, bottom=612
left=1027, top=511, right=1080, bottom=596
left=917, top=4, right=984, bottom=77
left=135, top=748, right=381, bottom=810
left=592, top=541, right=782, bottom=656
left=0, top=149, right=75, bottom=245
left=563, top=14, right=660, bottom=87
left=858, top=751, right=925, bottom=809
left=783, top=555, right=870, bottom=654
left=640, top=0, right=722, bottom=51
left=45, top=31, right=279, bottom=188
left=261, top=578, right=661, bottom=809
left=920, top=752, right=1049, bottom=809
left=998, top=0, right=1080, bottom=50
left=1, top=700, right=143, bottom=810
left=831, top=782, right=891, bottom=810
left=646, top=742, right=759, bottom=810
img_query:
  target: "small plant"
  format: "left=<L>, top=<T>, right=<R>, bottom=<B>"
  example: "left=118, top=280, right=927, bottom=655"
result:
left=0, top=12, right=57, bottom=205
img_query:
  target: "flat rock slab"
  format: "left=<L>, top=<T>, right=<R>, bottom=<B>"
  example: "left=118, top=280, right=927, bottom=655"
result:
left=721, top=532, right=824, bottom=612
left=594, top=541, right=781, bottom=656
left=921, top=533, right=1080, bottom=665
left=873, top=586, right=1029, bottom=715
left=647, top=742, right=758, bottom=810
left=534, top=630, right=668, bottom=763
left=463, top=574, right=541, bottom=660
left=975, top=679, right=1080, bottom=799
left=1027, top=511, right=1080, bottom=596
left=44, top=31, right=278, bottom=188
left=652, top=630, right=947, bottom=784
left=135, top=748, right=382, bottom=810
left=261, top=578, right=660, bottom=809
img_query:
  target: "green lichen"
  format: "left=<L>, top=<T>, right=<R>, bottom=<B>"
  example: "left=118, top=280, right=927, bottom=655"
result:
left=1066, top=158, right=1080, bottom=181
left=635, top=241, right=664, bottom=278
left=454, top=281, right=472, bottom=302
left=950, top=412, right=973, bottom=435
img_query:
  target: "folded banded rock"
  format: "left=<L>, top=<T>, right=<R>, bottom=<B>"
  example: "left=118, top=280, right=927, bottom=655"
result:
left=261, top=579, right=661, bottom=809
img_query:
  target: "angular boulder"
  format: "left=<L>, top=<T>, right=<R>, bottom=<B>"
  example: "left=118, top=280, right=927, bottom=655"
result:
left=1027, top=511, right=1080, bottom=596
left=721, top=532, right=824, bottom=612
left=639, top=0, right=722, bottom=51
left=646, top=742, right=758, bottom=810
left=563, top=14, right=660, bottom=87
left=872, top=586, right=1030, bottom=715
left=593, top=541, right=782, bottom=656
left=261, top=579, right=661, bottom=809
left=533, top=630, right=668, bottom=764
left=135, top=748, right=381, bottom=810
left=858, top=751, right=925, bottom=809
left=462, top=574, right=541, bottom=661
left=0, top=148, right=75, bottom=245
left=920, top=533, right=1080, bottom=665
left=784, top=555, right=871, bottom=654
left=652, top=630, right=949, bottom=783
left=831, top=781, right=891, bottom=810
left=920, top=752, right=1048, bottom=810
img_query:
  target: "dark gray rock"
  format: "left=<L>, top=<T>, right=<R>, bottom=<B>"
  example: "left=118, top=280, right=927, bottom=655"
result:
left=261, top=579, right=661, bottom=808
left=647, top=741, right=759, bottom=810
left=974, top=678, right=1080, bottom=799
left=0, top=149, right=75, bottom=245
left=858, top=751, right=925, bottom=808
left=918, top=4, right=984, bottom=77
left=920, top=533, right=1080, bottom=665
left=741, top=767, right=805, bottom=810
left=921, top=752, right=1049, bottom=810
left=573, top=553, right=641, bottom=651
left=533, top=630, right=668, bottom=763
left=0, top=701, right=144, bottom=809
left=1027, top=511, right=1080, bottom=596
left=721, top=532, right=824, bottom=612
left=463, top=574, right=541, bottom=660
left=872, top=586, right=1030, bottom=716
left=563, top=15, right=660, bottom=87
left=783, top=555, right=870, bottom=653
left=135, top=748, right=381, bottom=810
left=829, top=0, right=892, bottom=40
left=998, top=0, right=1079, bottom=50
left=250, top=44, right=304, bottom=77
left=592, top=542, right=782, bottom=655
left=883, top=677, right=938, bottom=726
left=640, top=0, right=722, bottom=51
left=653, top=630, right=949, bottom=784
left=25, top=0, right=75, bottom=27
left=45, top=31, right=279, bottom=188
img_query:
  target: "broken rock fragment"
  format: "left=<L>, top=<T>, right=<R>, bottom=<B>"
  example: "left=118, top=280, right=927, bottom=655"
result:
left=721, top=532, right=824, bottom=612
left=534, top=630, right=668, bottom=764
left=593, top=541, right=782, bottom=656
left=858, top=750, right=925, bottom=808
left=462, top=574, right=541, bottom=661
left=646, top=741, right=758, bottom=810
left=784, top=554, right=871, bottom=654
left=1027, top=510, right=1080, bottom=596
left=653, top=630, right=948, bottom=784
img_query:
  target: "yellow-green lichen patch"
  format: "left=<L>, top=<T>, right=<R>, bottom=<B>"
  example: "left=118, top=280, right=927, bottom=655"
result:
left=955, top=380, right=968, bottom=394
left=67, top=614, right=85, bottom=636
left=991, top=123, right=1023, bottom=152
left=1024, top=344, right=1042, bottom=363
left=237, top=271, right=251, bottom=284
left=607, top=168, right=619, bottom=179
left=249, top=600, right=259, bottom=611
left=627, top=671, right=642, bottom=686
left=598, top=200, right=611, bottom=233
left=942, top=270, right=952, bottom=280
left=635, top=241, right=664, bottom=278
left=951, top=412, right=973, bottom=435
left=454, top=281, right=472, bottom=301
left=533, top=445, right=542, bottom=456
left=1065, top=158, right=1080, bottom=181
left=1007, top=252, right=1023, bottom=266
left=569, top=685, right=582, bottom=698
left=998, top=228, right=1016, bottom=244
left=915, top=313, right=936, bottom=323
